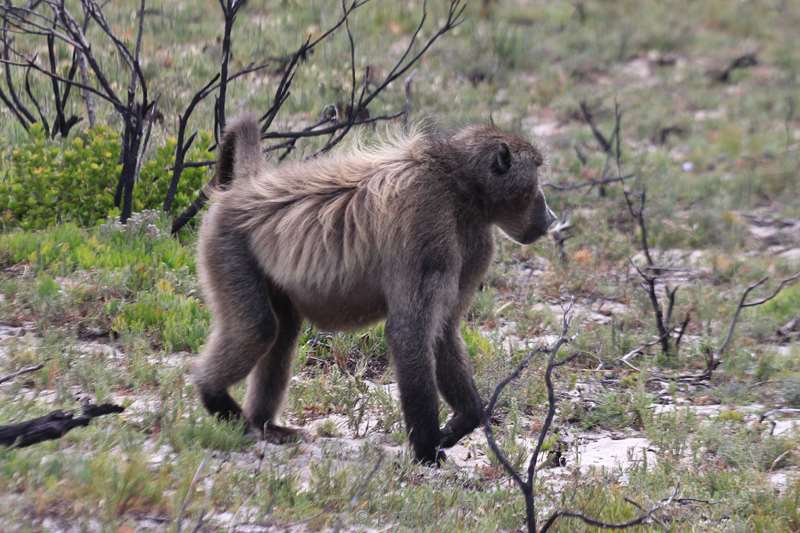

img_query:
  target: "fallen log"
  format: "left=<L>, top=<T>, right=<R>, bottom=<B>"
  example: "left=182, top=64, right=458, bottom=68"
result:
left=0, top=403, right=124, bottom=448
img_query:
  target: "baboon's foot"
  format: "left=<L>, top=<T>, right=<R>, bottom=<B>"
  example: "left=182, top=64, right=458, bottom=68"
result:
left=261, top=422, right=306, bottom=444
left=438, top=428, right=460, bottom=449
left=199, top=389, right=243, bottom=422
left=415, top=448, right=447, bottom=467
left=438, top=412, right=483, bottom=449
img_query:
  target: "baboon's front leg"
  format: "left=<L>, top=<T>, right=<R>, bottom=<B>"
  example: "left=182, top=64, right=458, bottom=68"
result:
left=435, top=323, right=485, bottom=448
left=385, top=310, right=444, bottom=465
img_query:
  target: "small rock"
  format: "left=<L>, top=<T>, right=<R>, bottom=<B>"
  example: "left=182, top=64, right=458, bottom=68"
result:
left=779, top=248, right=800, bottom=264
left=573, top=436, right=655, bottom=473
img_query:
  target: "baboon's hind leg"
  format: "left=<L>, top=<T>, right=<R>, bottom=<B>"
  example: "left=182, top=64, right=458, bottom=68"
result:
left=436, top=323, right=485, bottom=448
left=244, top=286, right=302, bottom=442
left=193, top=229, right=279, bottom=422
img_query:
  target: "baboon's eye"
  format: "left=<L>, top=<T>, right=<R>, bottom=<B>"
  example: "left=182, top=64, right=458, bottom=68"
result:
left=492, top=142, right=512, bottom=174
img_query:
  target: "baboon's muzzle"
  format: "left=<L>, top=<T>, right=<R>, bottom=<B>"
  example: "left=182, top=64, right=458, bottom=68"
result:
left=516, top=193, right=556, bottom=244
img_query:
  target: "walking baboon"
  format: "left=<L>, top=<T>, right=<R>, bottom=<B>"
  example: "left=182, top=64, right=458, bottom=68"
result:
left=193, top=113, right=556, bottom=464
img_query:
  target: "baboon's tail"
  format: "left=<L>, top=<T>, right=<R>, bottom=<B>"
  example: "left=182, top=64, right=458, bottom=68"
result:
left=213, top=112, right=264, bottom=189
left=172, top=114, right=263, bottom=234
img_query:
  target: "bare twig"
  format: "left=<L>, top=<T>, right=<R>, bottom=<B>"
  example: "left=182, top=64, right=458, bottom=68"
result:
left=713, top=272, right=800, bottom=371
left=543, top=173, right=635, bottom=192
left=579, top=100, right=611, bottom=153
left=175, top=454, right=210, bottom=533
left=630, top=258, right=671, bottom=356
left=760, top=408, right=800, bottom=422
left=484, top=301, right=689, bottom=532
left=483, top=300, right=574, bottom=532
left=0, top=363, right=43, bottom=385
left=577, top=99, right=621, bottom=197
left=539, top=486, right=679, bottom=532
left=712, top=52, right=757, bottom=83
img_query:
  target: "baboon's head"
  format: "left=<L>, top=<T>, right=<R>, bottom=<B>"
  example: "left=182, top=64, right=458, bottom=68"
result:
left=452, top=126, right=557, bottom=244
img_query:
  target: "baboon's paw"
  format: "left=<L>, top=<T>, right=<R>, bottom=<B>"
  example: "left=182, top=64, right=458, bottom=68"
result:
left=439, top=413, right=482, bottom=448
left=200, top=390, right=243, bottom=422
left=438, top=428, right=460, bottom=449
left=415, top=448, right=447, bottom=467
left=262, top=423, right=307, bottom=444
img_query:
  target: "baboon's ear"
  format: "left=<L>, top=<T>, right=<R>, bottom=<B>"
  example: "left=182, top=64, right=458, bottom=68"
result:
left=492, top=142, right=512, bottom=174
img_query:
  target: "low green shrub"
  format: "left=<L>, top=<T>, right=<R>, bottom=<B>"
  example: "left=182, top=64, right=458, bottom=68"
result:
left=0, top=124, right=210, bottom=229
left=109, top=279, right=209, bottom=352
left=0, top=220, right=194, bottom=276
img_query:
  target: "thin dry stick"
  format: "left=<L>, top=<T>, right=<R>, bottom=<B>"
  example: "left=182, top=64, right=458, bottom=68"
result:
left=543, top=173, right=635, bottom=192
left=0, top=363, right=43, bottom=385
left=175, top=454, right=210, bottom=533
left=716, top=272, right=800, bottom=361
left=483, top=301, right=573, bottom=532
left=611, top=98, right=690, bottom=357
left=539, top=486, right=680, bottom=532
left=484, top=300, right=688, bottom=532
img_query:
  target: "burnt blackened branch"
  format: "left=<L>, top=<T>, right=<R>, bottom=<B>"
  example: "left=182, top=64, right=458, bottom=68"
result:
left=484, top=302, right=688, bottom=532
left=165, top=0, right=281, bottom=216
left=707, top=272, right=800, bottom=378
left=261, top=0, right=466, bottom=151
left=0, top=403, right=124, bottom=448
left=606, top=100, right=691, bottom=358
left=483, top=301, right=575, bottom=532
left=214, top=0, right=248, bottom=144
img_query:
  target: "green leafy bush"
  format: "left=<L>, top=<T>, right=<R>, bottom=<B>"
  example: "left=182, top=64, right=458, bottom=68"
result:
left=0, top=124, right=210, bottom=229
left=108, top=279, right=209, bottom=352
left=0, top=221, right=194, bottom=276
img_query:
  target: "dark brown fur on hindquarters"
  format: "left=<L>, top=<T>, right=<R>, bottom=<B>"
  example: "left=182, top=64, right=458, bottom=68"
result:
left=192, top=113, right=557, bottom=464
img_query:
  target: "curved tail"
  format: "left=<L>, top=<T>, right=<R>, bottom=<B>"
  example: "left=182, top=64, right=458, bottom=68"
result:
left=171, top=113, right=263, bottom=234
left=213, top=112, right=264, bottom=189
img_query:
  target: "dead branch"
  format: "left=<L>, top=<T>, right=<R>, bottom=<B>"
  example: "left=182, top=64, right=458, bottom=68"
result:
left=0, top=403, right=124, bottom=447
left=484, top=301, right=689, bottom=531
left=262, top=0, right=466, bottom=154
left=711, top=272, right=800, bottom=373
left=579, top=100, right=612, bottom=153
left=605, top=99, right=692, bottom=358
left=0, top=363, right=43, bottom=385
left=539, top=487, right=679, bottom=532
left=577, top=99, right=624, bottom=197
left=630, top=258, right=671, bottom=356
left=618, top=337, right=665, bottom=371
left=163, top=34, right=273, bottom=213
left=543, top=173, right=635, bottom=192
left=760, top=407, right=800, bottom=422
left=213, top=0, right=247, bottom=144
left=712, top=52, right=757, bottom=83
left=0, top=2, right=83, bottom=136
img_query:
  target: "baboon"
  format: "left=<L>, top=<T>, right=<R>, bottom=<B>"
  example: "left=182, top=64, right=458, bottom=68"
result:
left=193, top=113, right=556, bottom=464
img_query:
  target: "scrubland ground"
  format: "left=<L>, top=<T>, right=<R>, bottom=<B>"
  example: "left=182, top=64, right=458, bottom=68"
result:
left=1, top=1, right=800, bottom=531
